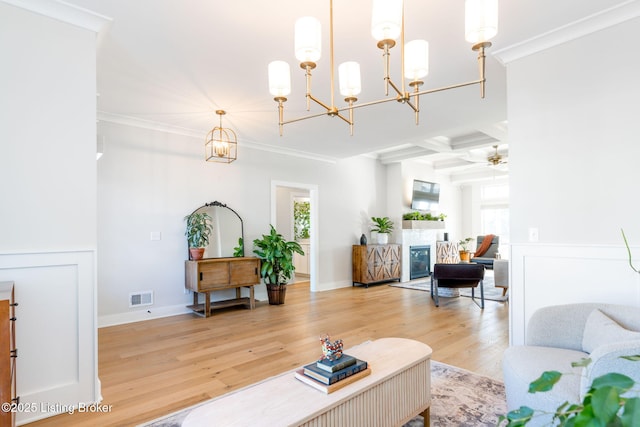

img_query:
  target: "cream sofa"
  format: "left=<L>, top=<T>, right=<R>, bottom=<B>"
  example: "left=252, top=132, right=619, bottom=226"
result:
left=503, top=303, right=640, bottom=426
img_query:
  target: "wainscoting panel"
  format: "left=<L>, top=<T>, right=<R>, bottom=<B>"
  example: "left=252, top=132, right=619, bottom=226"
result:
left=0, top=250, right=99, bottom=424
left=510, top=244, right=640, bottom=346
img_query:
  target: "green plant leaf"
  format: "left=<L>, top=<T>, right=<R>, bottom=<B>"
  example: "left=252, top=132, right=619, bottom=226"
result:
left=591, top=373, right=634, bottom=393
left=529, top=371, right=562, bottom=393
left=621, top=355, right=640, bottom=362
left=621, top=228, right=639, bottom=273
left=572, top=358, right=593, bottom=368
left=621, top=397, right=640, bottom=427
left=503, top=406, right=534, bottom=426
left=590, top=386, right=622, bottom=424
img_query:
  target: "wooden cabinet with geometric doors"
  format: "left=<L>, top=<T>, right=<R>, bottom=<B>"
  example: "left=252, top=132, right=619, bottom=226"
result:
left=352, top=244, right=401, bottom=287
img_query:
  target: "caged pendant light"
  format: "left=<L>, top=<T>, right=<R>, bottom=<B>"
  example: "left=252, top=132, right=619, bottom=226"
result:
left=268, top=0, right=498, bottom=136
left=205, top=110, right=237, bottom=164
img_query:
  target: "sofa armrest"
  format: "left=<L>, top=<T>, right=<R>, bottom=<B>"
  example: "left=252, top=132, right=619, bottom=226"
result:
left=527, top=304, right=604, bottom=351
left=579, top=340, right=640, bottom=399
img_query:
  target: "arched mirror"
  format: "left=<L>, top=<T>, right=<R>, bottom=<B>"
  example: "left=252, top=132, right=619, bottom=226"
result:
left=186, top=201, right=244, bottom=259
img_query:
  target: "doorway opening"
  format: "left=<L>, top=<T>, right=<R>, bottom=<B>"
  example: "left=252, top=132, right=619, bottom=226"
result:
left=271, top=181, right=319, bottom=292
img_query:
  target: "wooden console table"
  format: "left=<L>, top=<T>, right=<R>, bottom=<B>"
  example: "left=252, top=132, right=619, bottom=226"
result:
left=182, top=337, right=432, bottom=427
left=185, top=257, right=260, bottom=318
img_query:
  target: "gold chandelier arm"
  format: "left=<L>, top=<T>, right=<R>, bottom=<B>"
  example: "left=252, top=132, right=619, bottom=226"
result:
left=387, top=78, right=405, bottom=99
left=274, top=97, right=287, bottom=136
left=400, top=8, right=406, bottom=95
left=382, top=43, right=391, bottom=96
left=308, top=93, right=332, bottom=112
left=329, top=0, right=336, bottom=109
left=281, top=109, right=352, bottom=126
left=473, top=42, right=491, bottom=99
left=305, top=66, right=313, bottom=111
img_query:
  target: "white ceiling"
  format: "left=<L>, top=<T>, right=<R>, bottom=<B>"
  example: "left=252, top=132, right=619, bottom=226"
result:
left=66, top=0, right=630, bottom=180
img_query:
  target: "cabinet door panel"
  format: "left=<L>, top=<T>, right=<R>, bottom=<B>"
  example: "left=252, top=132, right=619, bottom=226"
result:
left=230, top=260, right=259, bottom=285
left=199, top=263, right=230, bottom=290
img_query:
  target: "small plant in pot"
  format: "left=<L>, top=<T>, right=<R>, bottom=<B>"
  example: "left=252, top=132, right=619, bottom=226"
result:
left=253, top=225, right=304, bottom=305
left=371, top=216, right=394, bottom=244
left=458, top=237, right=473, bottom=262
left=184, top=212, right=213, bottom=260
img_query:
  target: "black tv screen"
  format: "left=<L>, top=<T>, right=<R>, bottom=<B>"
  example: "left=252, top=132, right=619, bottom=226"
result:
left=411, top=179, right=440, bottom=211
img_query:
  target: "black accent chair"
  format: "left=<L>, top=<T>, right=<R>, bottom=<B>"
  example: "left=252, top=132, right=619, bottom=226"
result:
left=470, top=235, right=500, bottom=269
left=430, top=263, right=486, bottom=309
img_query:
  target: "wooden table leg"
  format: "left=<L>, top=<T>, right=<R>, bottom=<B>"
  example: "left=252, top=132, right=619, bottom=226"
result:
left=249, top=285, right=255, bottom=309
left=421, top=407, right=430, bottom=427
left=204, top=292, right=211, bottom=318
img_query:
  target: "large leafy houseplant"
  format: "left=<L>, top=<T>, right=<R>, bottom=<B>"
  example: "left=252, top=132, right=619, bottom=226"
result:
left=184, top=212, right=213, bottom=260
left=253, top=225, right=304, bottom=305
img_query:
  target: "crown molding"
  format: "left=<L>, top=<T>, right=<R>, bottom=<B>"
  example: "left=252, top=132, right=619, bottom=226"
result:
left=97, top=112, right=338, bottom=164
left=1, top=0, right=112, bottom=33
left=493, top=0, right=640, bottom=65
left=97, top=111, right=203, bottom=139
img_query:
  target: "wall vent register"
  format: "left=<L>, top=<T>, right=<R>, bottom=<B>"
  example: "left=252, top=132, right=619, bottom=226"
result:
left=129, top=291, right=153, bottom=308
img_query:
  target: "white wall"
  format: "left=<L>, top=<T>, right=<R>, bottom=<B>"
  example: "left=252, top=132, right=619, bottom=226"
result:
left=396, top=160, right=461, bottom=239
left=504, top=17, right=640, bottom=344
left=0, top=1, right=102, bottom=423
left=96, top=121, right=387, bottom=325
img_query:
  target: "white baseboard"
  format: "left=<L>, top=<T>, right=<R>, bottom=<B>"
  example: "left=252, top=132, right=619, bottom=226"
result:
left=98, top=303, right=192, bottom=328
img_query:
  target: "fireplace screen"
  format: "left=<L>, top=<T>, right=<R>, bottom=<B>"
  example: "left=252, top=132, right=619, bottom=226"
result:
left=410, top=245, right=431, bottom=280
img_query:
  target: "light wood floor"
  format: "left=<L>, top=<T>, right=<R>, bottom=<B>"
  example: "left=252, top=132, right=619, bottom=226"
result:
left=27, top=281, right=509, bottom=427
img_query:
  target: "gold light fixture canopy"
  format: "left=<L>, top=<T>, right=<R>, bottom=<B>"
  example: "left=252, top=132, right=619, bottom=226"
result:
left=205, top=110, right=237, bottom=164
left=268, top=0, right=499, bottom=135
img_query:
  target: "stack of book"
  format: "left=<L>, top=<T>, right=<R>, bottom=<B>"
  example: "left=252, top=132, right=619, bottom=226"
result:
left=294, top=354, right=371, bottom=393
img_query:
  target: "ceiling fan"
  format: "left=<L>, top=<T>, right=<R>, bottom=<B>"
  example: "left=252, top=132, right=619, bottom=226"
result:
left=487, top=145, right=507, bottom=166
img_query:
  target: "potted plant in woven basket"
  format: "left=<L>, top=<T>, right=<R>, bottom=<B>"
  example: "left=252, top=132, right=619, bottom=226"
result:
left=253, top=225, right=304, bottom=305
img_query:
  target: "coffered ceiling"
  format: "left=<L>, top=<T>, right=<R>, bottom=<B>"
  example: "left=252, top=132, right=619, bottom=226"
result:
left=62, top=0, right=633, bottom=181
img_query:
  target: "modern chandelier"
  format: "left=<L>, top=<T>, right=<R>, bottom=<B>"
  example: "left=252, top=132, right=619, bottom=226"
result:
left=268, top=0, right=498, bottom=136
left=205, top=110, right=237, bottom=164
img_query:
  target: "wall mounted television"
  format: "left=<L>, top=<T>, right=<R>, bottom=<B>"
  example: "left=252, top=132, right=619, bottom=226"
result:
left=411, top=179, right=440, bottom=211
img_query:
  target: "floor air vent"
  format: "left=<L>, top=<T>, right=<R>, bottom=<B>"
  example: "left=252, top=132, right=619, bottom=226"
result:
left=129, top=291, right=153, bottom=308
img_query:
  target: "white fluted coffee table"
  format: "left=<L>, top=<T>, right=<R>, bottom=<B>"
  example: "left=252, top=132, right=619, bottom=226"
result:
left=183, top=337, right=432, bottom=427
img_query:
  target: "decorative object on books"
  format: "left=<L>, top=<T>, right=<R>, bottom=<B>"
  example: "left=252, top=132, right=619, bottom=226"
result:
left=319, top=335, right=343, bottom=362
left=252, top=225, right=304, bottom=305
left=293, top=336, right=370, bottom=393
left=360, top=233, right=367, bottom=245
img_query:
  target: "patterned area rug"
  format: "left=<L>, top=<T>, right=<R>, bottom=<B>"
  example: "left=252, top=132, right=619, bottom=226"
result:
left=138, top=361, right=506, bottom=427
